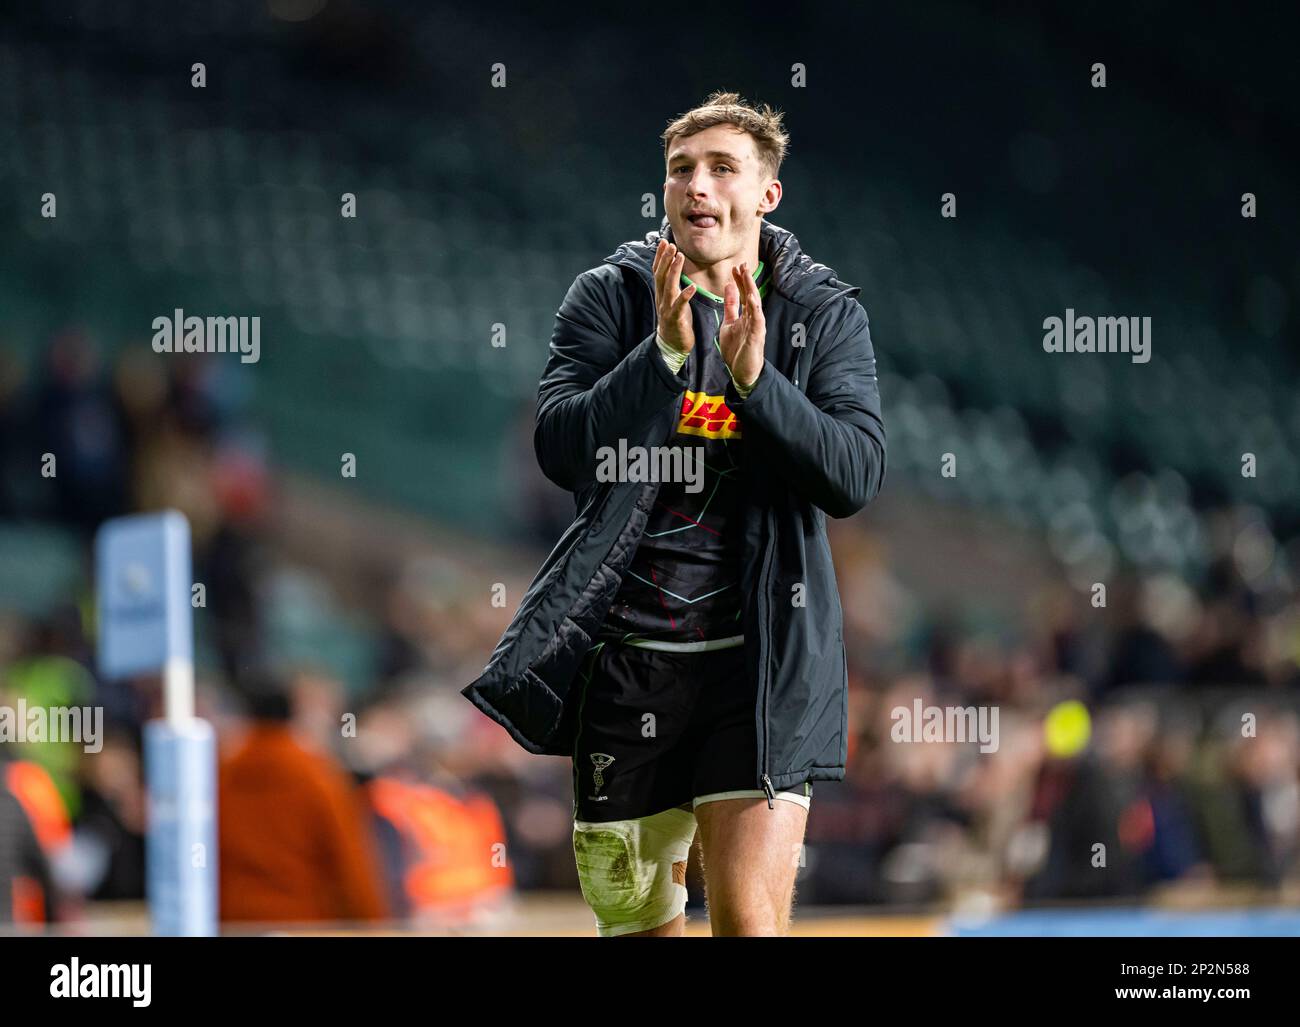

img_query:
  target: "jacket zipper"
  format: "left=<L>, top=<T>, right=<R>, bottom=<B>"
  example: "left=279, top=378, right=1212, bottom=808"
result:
left=759, top=330, right=806, bottom=806
left=711, top=299, right=779, bottom=808
left=757, top=507, right=777, bottom=808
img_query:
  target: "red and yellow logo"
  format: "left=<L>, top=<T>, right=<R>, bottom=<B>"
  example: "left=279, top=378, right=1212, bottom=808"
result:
left=678, top=391, right=741, bottom=439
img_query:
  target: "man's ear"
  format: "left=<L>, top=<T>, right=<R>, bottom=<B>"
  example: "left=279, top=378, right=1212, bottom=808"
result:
left=758, top=179, right=782, bottom=216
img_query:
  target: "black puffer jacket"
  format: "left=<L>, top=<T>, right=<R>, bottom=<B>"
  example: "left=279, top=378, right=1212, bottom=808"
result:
left=462, top=217, right=886, bottom=802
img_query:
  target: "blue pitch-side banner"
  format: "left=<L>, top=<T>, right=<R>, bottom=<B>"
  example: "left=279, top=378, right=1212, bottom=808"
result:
left=96, top=510, right=194, bottom=680
left=96, top=511, right=217, bottom=937
left=144, top=720, right=218, bottom=937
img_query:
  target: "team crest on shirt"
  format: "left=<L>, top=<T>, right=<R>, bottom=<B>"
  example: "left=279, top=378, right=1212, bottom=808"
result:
left=678, top=391, right=741, bottom=439
left=589, top=752, right=615, bottom=800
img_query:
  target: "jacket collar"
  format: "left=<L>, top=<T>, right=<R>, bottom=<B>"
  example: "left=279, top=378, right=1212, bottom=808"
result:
left=603, top=216, right=843, bottom=307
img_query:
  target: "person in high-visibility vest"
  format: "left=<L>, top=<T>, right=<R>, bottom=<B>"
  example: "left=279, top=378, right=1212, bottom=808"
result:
left=1, top=756, right=69, bottom=923
left=367, top=774, right=514, bottom=926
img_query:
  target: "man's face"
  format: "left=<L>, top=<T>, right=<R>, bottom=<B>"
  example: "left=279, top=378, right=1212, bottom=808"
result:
left=663, top=124, right=777, bottom=266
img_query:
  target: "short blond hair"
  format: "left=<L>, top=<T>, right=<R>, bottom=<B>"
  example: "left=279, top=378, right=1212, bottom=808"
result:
left=661, top=91, right=789, bottom=181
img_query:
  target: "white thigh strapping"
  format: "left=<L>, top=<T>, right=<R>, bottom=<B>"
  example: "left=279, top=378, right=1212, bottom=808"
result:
left=572, top=806, right=698, bottom=937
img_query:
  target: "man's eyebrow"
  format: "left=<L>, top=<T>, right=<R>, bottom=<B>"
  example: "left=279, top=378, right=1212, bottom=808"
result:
left=668, top=150, right=745, bottom=164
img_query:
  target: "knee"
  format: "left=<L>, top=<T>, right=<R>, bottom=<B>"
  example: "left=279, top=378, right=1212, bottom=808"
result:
left=706, top=880, right=794, bottom=936
left=709, top=906, right=784, bottom=937
left=712, top=915, right=780, bottom=941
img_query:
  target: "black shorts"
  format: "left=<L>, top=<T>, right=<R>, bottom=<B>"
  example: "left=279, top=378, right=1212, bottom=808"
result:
left=570, top=640, right=812, bottom=823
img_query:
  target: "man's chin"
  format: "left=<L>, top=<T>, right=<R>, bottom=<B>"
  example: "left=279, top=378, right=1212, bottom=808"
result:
left=665, top=235, right=702, bottom=263
left=671, top=235, right=716, bottom=260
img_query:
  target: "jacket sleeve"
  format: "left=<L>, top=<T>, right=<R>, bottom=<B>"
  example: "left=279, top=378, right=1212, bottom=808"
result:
left=724, top=295, right=886, bottom=518
left=534, top=269, right=686, bottom=492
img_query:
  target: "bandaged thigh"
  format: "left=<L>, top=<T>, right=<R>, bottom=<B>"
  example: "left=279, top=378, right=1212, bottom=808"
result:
left=572, top=806, right=697, bottom=936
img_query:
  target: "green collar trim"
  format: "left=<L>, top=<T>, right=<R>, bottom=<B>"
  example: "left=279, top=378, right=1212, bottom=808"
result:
left=681, top=260, right=768, bottom=303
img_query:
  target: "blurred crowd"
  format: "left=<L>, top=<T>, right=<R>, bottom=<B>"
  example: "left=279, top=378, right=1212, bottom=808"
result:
left=1, top=328, right=1299, bottom=930
left=808, top=521, right=1300, bottom=907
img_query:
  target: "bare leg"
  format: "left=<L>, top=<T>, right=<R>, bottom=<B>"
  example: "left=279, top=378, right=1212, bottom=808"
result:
left=695, top=798, right=807, bottom=936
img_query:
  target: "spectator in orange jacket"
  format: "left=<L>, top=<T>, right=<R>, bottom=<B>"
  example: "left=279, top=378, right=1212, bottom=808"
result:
left=218, top=686, right=389, bottom=925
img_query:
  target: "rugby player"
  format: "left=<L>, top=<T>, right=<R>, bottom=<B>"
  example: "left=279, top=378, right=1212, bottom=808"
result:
left=463, top=91, right=886, bottom=936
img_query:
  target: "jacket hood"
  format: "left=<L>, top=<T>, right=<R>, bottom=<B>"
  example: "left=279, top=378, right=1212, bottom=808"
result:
left=603, top=215, right=857, bottom=315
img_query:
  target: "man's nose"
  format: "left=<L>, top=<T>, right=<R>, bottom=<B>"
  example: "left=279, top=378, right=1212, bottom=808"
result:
left=686, top=169, right=712, bottom=196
